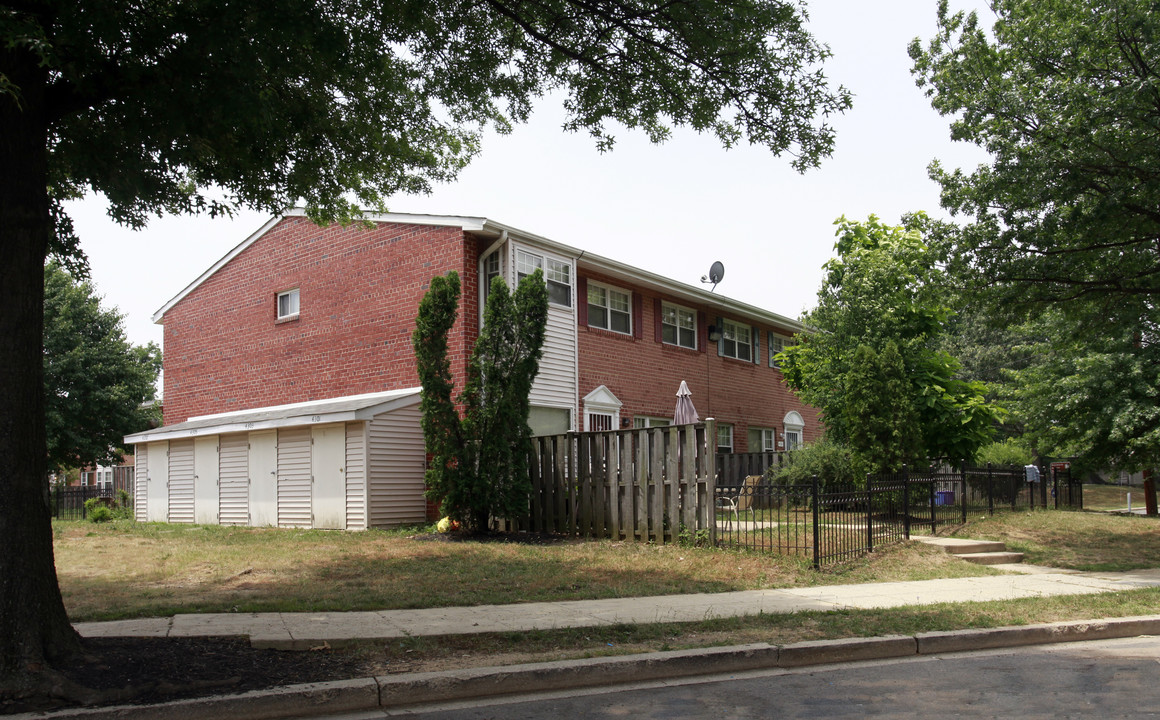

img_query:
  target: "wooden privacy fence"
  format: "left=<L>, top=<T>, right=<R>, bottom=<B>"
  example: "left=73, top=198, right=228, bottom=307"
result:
left=515, top=421, right=718, bottom=544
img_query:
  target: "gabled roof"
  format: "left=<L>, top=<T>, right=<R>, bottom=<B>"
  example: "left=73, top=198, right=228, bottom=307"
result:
left=123, top=387, right=421, bottom=444
left=152, top=209, right=804, bottom=332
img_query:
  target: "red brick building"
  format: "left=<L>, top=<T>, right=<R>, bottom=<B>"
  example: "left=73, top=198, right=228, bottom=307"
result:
left=126, top=210, right=818, bottom=529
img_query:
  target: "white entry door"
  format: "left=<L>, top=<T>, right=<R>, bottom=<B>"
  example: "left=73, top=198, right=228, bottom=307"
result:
left=312, top=424, right=346, bottom=529
left=248, top=430, right=277, bottom=527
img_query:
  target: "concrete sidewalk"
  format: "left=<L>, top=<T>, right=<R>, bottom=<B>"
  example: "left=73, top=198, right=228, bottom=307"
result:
left=74, top=564, right=1160, bottom=650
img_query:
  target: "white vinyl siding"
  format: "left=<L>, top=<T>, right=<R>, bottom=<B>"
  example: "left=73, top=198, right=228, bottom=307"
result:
left=194, top=436, right=219, bottom=524
left=277, top=427, right=313, bottom=528
left=218, top=434, right=249, bottom=526
left=135, top=444, right=149, bottom=522
left=167, top=439, right=196, bottom=523
left=368, top=404, right=427, bottom=527
left=345, top=422, right=368, bottom=530
left=146, top=441, right=169, bottom=522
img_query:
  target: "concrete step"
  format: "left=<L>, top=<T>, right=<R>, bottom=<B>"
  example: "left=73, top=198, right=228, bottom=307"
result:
left=914, top=536, right=1008, bottom=555
left=958, top=551, right=1026, bottom=565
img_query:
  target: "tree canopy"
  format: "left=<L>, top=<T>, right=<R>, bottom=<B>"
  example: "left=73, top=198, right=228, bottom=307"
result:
left=909, top=0, right=1160, bottom=318
left=43, top=262, right=161, bottom=473
left=2, top=0, right=853, bottom=697
left=780, top=216, right=1000, bottom=472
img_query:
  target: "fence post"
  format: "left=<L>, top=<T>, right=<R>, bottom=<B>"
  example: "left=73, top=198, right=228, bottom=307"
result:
left=1052, top=464, right=1059, bottom=510
left=902, top=464, right=910, bottom=540
left=960, top=460, right=967, bottom=524
left=811, top=474, right=821, bottom=570
left=986, top=462, right=994, bottom=516
left=866, top=473, right=874, bottom=553
left=928, top=466, right=937, bottom=534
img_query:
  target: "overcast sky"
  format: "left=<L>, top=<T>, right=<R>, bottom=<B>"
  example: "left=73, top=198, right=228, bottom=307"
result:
left=64, top=0, right=991, bottom=355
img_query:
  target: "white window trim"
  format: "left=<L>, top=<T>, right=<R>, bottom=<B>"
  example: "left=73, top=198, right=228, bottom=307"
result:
left=661, top=301, right=697, bottom=350
left=783, top=411, right=805, bottom=451
left=276, top=288, right=300, bottom=320
left=719, top=318, right=753, bottom=362
left=749, top=427, right=777, bottom=452
left=769, top=332, right=793, bottom=368
left=517, top=248, right=572, bottom=307
left=587, top=281, right=632, bottom=335
left=583, top=385, right=623, bottom=431
left=717, top=423, right=734, bottom=453
left=634, top=416, right=671, bottom=428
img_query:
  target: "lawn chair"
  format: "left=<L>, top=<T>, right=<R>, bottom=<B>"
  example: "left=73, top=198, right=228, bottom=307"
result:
left=717, top=475, right=763, bottom=531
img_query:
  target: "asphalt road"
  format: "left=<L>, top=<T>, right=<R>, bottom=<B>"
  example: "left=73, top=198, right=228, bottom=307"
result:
left=345, top=636, right=1160, bottom=719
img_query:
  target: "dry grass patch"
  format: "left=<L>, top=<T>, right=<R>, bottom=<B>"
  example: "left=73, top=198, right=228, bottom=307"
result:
left=55, top=521, right=996, bottom=622
left=950, top=509, right=1160, bottom=570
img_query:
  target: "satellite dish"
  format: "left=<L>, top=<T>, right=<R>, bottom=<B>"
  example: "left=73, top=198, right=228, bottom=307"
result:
left=701, top=261, right=725, bottom=292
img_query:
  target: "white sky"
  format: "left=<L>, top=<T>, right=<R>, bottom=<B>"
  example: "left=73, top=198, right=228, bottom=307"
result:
left=64, top=0, right=991, bottom=353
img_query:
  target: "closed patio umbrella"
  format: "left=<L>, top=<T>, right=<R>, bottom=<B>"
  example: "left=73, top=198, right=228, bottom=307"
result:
left=673, top=380, right=699, bottom=425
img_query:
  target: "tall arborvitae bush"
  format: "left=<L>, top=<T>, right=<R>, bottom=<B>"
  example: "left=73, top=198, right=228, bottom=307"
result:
left=413, top=269, right=548, bottom=532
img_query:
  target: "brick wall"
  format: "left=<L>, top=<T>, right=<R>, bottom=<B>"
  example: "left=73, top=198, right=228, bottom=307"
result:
left=577, top=271, right=821, bottom=452
left=162, top=217, right=480, bottom=424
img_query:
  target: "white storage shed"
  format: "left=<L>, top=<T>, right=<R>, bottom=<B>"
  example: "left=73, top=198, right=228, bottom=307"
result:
left=123, top=388, right=427, bottom=530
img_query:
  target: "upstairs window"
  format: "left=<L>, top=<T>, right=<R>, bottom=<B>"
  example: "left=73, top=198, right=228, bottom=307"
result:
left=482, top=250, right=502, bottom=304
left=517, top=250, right=572, bottom=306
left=661, top=302, right=697, bottom=349
left=588, top=283, right=631, bottom=334
left=720, top=318, right=751, bottom=361
left=277, top=288, right=300, bottom=320
left=769, top=332, right=794, bottom=368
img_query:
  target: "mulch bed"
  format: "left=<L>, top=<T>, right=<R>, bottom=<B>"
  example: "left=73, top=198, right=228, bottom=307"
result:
left=2, top=637, right=376, bottom=715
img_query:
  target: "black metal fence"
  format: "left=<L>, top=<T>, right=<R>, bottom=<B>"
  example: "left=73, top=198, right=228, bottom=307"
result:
left=50, top=485, right=125, bottom=520
left=715, top=463, right=1083, bottom=568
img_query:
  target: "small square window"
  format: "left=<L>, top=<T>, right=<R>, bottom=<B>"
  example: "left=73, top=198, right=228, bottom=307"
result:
left=277, top=288, right=300, bottom=319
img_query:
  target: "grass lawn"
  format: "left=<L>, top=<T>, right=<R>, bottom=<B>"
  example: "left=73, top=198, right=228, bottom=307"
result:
left=54, top=520, right=996, bottom=622
left=1083, top=484, right=1146, bottom=512
left=950, top=508, right=1160, bottom=571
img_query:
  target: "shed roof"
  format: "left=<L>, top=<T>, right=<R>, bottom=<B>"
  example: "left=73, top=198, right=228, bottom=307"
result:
left=124, top=387, right=421, bottom=445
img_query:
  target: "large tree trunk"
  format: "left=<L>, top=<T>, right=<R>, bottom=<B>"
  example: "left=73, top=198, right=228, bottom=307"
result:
left=0, top=45, right=83, bottom=699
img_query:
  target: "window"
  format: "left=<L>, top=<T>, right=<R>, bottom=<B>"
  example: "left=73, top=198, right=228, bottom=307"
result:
left=482, top=250, right=502, bottom=303
left=661, top=302, right=697, bottom=349
left=587, top=413, right=614, bottom=432
left=588, top=283, right=631, bottom=334
left=277, top=288, right=300, bottom=320
left=517, top=250, right=572, bottom=306
left=633, top=416, right=671, bottom=428
left=717, top=423, right=734, bottom=453
left=783, top=410, right=805, bottom=451
left=784, top=429, right=802, bottom=451
left=720, top=319, right=752, bottom=361
left=769, top=332, right=793, bottom=368
left=748, top=428, right=777, bottom=452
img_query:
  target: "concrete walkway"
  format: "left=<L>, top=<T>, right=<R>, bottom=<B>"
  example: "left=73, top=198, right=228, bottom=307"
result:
left=74, top=564, right=1160, bottom=650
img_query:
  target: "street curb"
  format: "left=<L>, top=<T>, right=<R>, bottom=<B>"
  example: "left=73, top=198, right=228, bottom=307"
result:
left=17, top=615, right=1160, bottom=720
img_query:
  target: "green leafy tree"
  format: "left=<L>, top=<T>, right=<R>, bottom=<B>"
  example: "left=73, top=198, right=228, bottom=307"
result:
left=414, top=270, right=548, bottom=532
left=844, top=342, right=923, bottom=476
left=43, top=263, right=161, bottom=473
left=2, top=0, right=853, bottom=697
left=909, top=0, right=1160, bottom=317
left=780, top=216, right=1000, bottom=470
